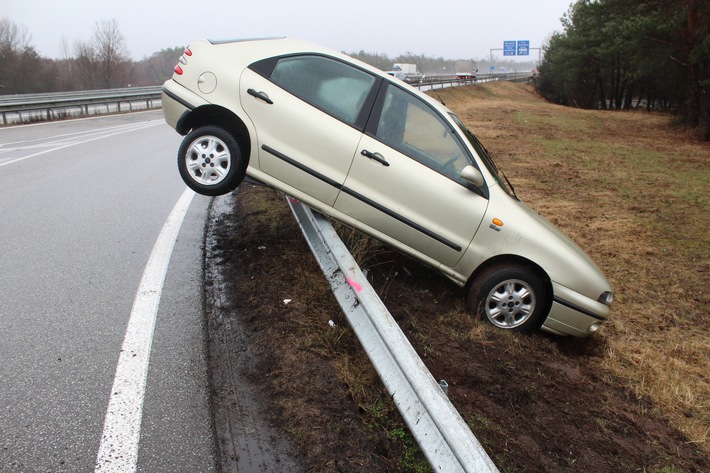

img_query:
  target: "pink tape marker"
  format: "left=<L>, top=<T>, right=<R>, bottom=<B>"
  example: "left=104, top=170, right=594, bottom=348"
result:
left=346, top=277, right=363, bottom=292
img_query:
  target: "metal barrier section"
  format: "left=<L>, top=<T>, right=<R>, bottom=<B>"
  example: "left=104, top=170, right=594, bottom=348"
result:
left=0, top=87, right=162, bottom=125
left=288, top=197, right=499, bottom=473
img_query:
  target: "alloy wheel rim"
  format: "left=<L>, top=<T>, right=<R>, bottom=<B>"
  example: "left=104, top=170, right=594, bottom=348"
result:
left=185, top=135, right=231, bottom=185
left=484, top=279, right=536, bottom=329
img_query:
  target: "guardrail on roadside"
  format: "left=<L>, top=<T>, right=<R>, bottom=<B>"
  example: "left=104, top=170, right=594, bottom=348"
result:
left=0, top=86, right=162, bottom=125
left=408, top=72, right=533, bottom=91
left=0, top=72, right=533, bottom=126
left=288, top=197, right=499, bottom=473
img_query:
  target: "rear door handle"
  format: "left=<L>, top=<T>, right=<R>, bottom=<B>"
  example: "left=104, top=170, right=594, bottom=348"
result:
left=247, top=88, right=273, bottom=104
left=361, top=149, right=390, bottom=167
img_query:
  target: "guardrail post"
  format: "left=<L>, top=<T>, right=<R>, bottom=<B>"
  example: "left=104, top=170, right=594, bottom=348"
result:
left=439, top=380, right=449, bottom=397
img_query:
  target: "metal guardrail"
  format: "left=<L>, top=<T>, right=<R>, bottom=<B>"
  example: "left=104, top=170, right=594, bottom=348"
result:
left=0, top=86, right=162, bottom=125
left=288, top=197, right=499, bottom=473
left=0, top=72, right=532, bottom=125
left=409, top=72, right=533, bottom=91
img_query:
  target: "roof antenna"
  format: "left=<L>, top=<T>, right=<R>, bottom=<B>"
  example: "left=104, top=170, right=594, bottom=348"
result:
left=406, top=50, right=445, bottom=105
left=406, top=51, right=424, bottom=76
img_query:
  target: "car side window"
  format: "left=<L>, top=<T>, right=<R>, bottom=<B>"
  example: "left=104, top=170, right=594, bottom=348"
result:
left=271, top=55, right=376, bottom=127
left=375, top=85, right=471, bottom=182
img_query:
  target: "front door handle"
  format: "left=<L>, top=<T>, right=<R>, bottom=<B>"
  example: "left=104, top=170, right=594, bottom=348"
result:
left=361, top=149, right=390, bottom=167
left=247, top=88, right=274, bottom=104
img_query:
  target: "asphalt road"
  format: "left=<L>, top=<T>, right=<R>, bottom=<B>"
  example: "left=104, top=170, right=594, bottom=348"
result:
left=0, top=112, right=217, bottom=472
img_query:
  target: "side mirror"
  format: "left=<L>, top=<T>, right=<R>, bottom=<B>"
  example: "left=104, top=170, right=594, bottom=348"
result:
left=461, top=165, right=485, bottom=187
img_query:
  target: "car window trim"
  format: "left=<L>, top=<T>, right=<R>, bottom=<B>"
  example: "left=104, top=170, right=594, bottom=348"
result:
left=248, top=53, right=382, bottom=132
left=364, top=82, right=489, bottom=198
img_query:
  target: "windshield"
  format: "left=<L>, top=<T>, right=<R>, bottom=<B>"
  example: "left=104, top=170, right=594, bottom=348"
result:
left=449, top=113, right=517, bottom=199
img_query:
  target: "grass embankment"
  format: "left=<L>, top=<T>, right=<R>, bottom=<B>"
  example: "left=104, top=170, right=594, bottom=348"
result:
left=217, top=81, right=708, bottom=472
left=437, top=82, right=709, bottom=449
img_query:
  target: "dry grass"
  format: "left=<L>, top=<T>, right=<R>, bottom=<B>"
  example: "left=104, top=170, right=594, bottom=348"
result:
left=213, top=82, right=708, bottom=471
left=434, top=82, right=709, bottom=450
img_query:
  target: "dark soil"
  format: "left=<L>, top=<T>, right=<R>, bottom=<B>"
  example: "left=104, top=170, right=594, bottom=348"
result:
left=205, top=184, right=708, bottom=473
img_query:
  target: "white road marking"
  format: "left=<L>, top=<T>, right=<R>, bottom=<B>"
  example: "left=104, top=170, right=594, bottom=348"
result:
left=0, top=120, right=162, bottom=149
left=94, top=188, right=195, bottom=473
left=0, top=121, right=162, bottom=167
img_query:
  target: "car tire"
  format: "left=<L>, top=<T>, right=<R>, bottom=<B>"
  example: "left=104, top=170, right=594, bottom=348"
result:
left=177, top=126, right=246, bottom=196
left=467, top=264, right=548, bottom=333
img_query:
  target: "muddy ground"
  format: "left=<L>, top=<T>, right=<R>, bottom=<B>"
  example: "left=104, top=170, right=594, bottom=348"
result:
left=203, top=185, right=708, bottom=473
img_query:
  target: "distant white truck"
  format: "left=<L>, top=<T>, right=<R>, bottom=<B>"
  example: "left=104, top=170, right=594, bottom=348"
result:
left=393, top=63, right=418, bottom=75
left=455, top=60, right=478, bottom=80
left=387, top=63, right=421, bottom=83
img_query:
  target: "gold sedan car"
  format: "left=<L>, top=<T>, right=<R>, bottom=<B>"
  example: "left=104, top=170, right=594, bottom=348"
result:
left=162, top=37, right=613, bottom=336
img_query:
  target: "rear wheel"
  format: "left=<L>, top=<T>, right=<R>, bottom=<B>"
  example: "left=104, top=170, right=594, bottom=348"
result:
left=177, top=126, right=246, bottom=196
left=467, top=264, right=548, bottom=333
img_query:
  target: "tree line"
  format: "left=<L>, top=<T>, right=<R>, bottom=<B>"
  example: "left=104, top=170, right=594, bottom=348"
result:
left=536, top=0, right=710, bottom=138
left=0, top=17, right=181, bottom=93
left=1, top=15, right=534, bottom=96
left=5, top=7, right=708, bottom=138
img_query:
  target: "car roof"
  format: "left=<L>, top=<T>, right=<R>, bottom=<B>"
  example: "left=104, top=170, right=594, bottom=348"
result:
left=195, top=37, right=368, bottom=72
left=192, top=37, right=454, bottom=116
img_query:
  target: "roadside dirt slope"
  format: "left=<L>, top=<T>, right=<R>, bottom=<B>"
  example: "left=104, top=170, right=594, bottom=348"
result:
left=204, top=81, right=709, bottom=472
left=206, top=185, right=707, bottom=472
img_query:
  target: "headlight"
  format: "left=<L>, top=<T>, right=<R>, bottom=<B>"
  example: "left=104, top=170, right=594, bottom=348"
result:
left=598, top=291, right=614, bottom=306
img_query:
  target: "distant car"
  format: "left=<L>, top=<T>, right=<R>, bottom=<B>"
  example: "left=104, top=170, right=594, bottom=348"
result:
left=162, top=37, right=613, bottom=336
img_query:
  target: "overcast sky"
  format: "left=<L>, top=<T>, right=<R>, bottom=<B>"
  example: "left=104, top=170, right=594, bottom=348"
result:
left=4, top=0, right=572, bottom=61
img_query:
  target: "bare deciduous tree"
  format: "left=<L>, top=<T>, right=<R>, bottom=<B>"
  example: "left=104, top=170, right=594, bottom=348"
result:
left=72, top=38, right=97, bottom=89
left=90, top=19, right=131, bottom=88
left=0, top=16, right=47, bottom=93
left=0, top=16, right=32, bottom=52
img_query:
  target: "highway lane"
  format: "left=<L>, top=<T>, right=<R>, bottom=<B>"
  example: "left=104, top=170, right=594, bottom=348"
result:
left=0, top=112, right=216, bottom=471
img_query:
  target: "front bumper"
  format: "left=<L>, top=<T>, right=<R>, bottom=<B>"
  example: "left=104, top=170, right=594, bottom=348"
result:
left=542, top=282, right=611, bottom=337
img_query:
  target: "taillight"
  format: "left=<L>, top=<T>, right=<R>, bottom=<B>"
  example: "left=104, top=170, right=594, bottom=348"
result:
left=174, top=47, right=192, bottom=75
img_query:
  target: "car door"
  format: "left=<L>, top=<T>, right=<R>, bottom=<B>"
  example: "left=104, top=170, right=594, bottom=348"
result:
left=334, top=83, right=488, bottom=268
left=240, top=54, right=379, bottom=206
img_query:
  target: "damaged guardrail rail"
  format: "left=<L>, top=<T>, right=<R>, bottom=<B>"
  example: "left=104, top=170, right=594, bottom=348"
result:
left=288, top=197, right=499, bottom=473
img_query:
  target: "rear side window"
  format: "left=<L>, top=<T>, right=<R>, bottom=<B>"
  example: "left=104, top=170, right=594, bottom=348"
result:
left=270, top=55, right=376, bottom=126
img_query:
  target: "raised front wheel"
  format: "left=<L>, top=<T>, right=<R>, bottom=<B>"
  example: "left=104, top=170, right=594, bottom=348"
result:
left=467, top=264, right=548, bottom=333
left=177, top=126, right=246, bottom=196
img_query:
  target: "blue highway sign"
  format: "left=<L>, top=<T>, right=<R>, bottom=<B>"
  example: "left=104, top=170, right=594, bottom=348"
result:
left=504, top=41, right=516, bottom=56
left=517, top=40, right=530, bottom=56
